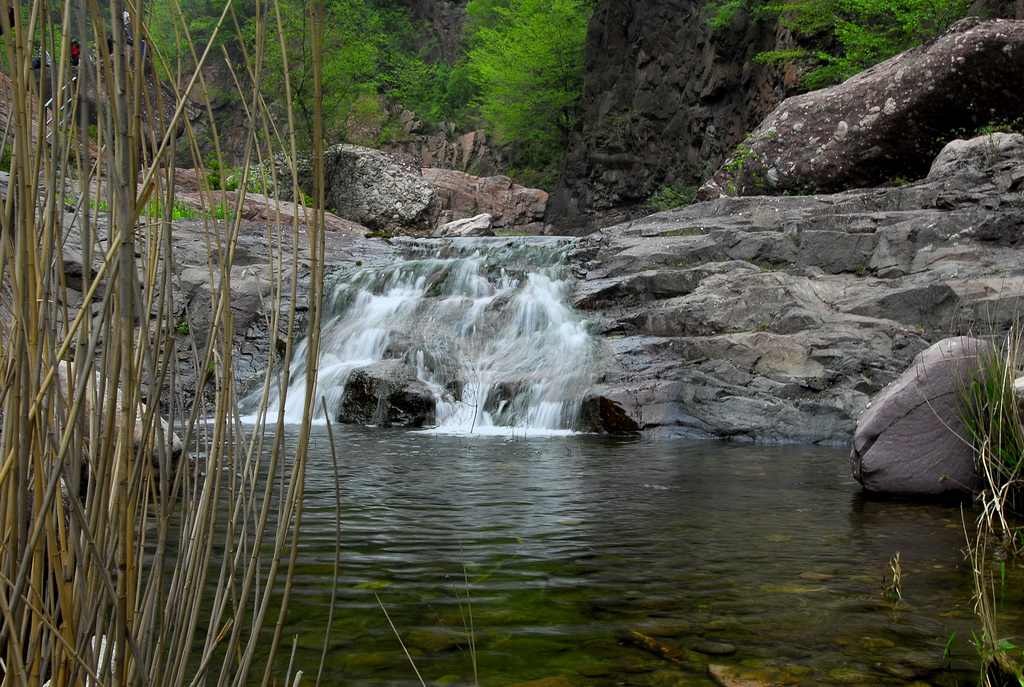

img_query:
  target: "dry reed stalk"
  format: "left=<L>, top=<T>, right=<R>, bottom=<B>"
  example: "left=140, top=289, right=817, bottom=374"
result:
left=0, top=1, right=329, bottom=685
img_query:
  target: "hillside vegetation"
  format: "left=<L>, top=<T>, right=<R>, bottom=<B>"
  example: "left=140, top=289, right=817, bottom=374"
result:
left=150, top=0, right=592, bottom=187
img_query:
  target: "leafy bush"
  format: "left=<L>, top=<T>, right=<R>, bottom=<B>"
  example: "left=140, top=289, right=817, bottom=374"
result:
left=647, top=184, right=697, bottom=212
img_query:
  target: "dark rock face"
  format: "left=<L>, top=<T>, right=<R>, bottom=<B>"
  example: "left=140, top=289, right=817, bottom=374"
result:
left=699, top=19, right=1024, bottom=200
left=850, top=337, right=989, bottom=495
left=571, top=133, right=1024, bottom=443
left=340, top=360, right=437, bottom=428
left=548, top=0, right=794, bottom=231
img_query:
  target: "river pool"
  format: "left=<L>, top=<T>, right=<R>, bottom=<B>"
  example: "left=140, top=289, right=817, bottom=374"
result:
left=248, top=426, right=1019, bottom=686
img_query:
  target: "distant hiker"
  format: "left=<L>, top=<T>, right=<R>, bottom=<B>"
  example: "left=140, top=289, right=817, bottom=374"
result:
left=70, top=40, right=80, bottom=67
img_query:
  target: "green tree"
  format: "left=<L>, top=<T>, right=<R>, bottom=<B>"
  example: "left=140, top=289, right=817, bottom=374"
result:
left=466, top=0, right=592, bottom=177
left=257, top=0, right=387, bottom=145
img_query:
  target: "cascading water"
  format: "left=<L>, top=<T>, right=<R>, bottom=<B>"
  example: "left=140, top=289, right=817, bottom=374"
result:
left=254, top=237, right=597, bottom=435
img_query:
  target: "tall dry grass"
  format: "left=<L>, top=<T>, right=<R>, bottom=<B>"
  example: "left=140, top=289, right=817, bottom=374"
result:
left=0, top=1, right=328, bottom=685
left=960, top=326, right=1024, bottom=685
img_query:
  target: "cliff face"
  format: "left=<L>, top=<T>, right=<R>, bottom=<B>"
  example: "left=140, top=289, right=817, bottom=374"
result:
left=548, top=0, right=795, bottom=231
left=399, top=0, right=469, bottom=63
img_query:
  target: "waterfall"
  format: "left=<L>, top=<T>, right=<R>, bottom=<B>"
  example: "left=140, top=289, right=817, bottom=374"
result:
left=251, top=237, right=597, bottom=435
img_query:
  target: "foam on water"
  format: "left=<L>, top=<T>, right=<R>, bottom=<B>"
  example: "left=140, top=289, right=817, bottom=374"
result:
left=249, top=237, right=597, bottom=435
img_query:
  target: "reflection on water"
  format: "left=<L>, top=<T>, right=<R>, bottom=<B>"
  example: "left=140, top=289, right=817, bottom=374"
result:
left=253, top=427, right=1018, bottom=686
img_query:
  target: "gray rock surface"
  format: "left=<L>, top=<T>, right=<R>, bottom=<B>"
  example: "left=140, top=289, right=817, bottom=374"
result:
left=571, top=133, right=1024, bottom=443
left=340, top=360, right=437, bottom=428
left=699, top=19, right=1024, bottom=199
left=433, top=213, right=495, bottom=238
left=850, top=337, right=989, bottom=495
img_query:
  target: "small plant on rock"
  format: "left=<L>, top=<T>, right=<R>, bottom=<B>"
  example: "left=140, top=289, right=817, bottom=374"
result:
left=646, top=184, right=697, bottom=212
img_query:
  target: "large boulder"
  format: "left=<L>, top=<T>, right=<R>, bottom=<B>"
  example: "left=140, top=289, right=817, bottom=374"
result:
left=322, top=144, right=437, bottom=232
left=850, top=337, right=991, bottom=496
left=339, top=360, right=436, bottom=428
left=699, top=18, right=1024, bottom=199
left=421, top=167, right=548, bottom=232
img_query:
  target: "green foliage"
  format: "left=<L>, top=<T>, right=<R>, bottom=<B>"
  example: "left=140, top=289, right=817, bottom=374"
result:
left=466, top=0, right=592, bottom=179
left=144, top=199, right=199, bottom=221
left=707, top=0, right=971, bottom=89
left=148, top=0, right=591, bottom=186
left=647, top=184, right=697, bottom=212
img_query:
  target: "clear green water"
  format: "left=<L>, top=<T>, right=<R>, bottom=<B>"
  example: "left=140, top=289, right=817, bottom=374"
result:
left=253, top=427, right=1021, bottom=686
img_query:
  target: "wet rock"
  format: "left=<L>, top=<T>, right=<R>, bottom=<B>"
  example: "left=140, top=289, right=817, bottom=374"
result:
left=581, top=393, right=642, bottom=433
left=433, top=212, right=495, bottom=238
left=850, top=337, right=991, bottom=495
left=340, top=360, right=437, bottom=428
left=699, top=19, right=1024, bottom=198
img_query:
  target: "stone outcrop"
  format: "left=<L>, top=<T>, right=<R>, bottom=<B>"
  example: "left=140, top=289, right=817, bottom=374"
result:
left=339, top=361, right=437, bottom=428
left=433, top=213, right=494, bottom=238
left=423, top=168, right=549, bottom=231
left=699, top=19, right=1024, bottom=199
left=548, top=0, right=795, bottom=230
left=850, top=337, right=990, bottom=495
left=570, top=133, right=1024, bottom=442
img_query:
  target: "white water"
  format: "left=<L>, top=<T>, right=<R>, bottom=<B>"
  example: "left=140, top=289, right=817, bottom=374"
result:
left=251, top=238, right=597, bottom=435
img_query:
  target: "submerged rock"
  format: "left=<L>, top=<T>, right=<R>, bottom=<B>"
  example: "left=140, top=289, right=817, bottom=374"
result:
left=850, top=337, right=990, bottom=496
left=340, top=360, right=436, bottom=428
left=699, top=18, right=1024, bottom=198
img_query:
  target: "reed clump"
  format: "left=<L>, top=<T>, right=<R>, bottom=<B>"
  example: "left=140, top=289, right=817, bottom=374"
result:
left=0, top=1, right=331, bottom=685
left=959, top=326, right=1024, bottom=685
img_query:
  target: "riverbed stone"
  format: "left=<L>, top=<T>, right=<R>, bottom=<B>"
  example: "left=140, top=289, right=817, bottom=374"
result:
left=707, top=664, right=775, bottom=687
left=339, top=360, right=437, bottom=428
left=850, top=337, right=991, bottom=495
